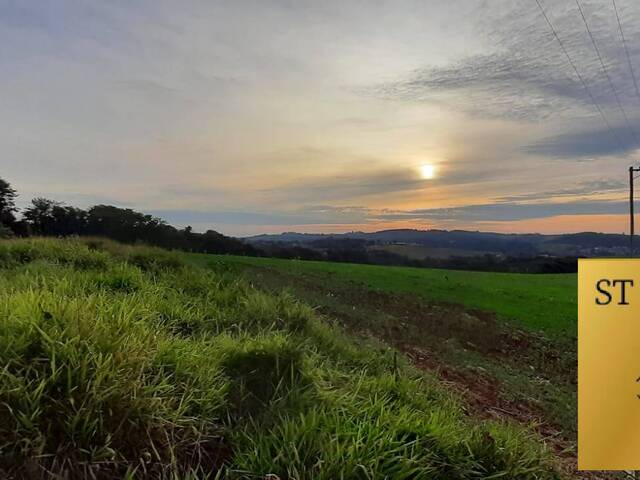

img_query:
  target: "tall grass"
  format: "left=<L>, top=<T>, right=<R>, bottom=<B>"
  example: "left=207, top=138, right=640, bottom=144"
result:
left=0, top=238, right=563, bottom=478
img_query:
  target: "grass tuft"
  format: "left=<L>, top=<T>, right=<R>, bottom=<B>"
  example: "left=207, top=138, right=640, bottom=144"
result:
left=221, top=334, right=308, bottom=414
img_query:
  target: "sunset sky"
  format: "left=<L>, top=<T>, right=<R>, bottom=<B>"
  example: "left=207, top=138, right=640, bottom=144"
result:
left=3, top=0, right=640, bottom=236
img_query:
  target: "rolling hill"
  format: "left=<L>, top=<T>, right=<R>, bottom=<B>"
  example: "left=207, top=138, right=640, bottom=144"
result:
left=246, top=228, right=630, bottom=257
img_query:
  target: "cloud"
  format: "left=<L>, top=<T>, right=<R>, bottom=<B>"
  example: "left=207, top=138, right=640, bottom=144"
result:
left=371, top=52, right=587, bottom=121
left=267, top=170, right=423, bottom=203
left=265, top=159, right=523, bottom=205
left=151, top=205, right=371, bottom=227
left=497, top=179, right=626, bottom=202
left=377, top=199, right=627, bottom=222
left=368, top=0, right=640, bottom=129
left=524, top=124, right=638, bottom=158
left=153, top=198, right=629, bottom=234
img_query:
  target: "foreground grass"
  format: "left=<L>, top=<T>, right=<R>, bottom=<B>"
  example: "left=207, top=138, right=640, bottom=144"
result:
left=0, top=238, right=563, bottom=478
left=188, top=254, right=577, bottom=336
left=192, top=256, right=578, bottom=443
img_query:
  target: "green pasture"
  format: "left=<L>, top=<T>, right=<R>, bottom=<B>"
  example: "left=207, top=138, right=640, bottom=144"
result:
left=187, top=254, right=577, bottom=336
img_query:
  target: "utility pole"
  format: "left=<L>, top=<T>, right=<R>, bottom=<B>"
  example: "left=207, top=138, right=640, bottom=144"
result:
left=628, top=168, right=640, bottom=480
left=630, top=167, right=640, bottom=258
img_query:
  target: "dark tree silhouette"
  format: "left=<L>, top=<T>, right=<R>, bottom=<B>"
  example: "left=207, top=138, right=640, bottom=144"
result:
left=24, top=198, right=89, bottom=236
left=23, top=198, right=60, bottom=235
left=0, top=178, right=17, bottom=228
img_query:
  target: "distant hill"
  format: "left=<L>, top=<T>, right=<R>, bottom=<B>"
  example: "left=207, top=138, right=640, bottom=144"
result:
left=245, top=228, right=630, bottom=257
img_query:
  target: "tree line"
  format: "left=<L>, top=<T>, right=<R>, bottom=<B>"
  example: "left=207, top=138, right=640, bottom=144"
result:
left=0, top=177, right=577, bottom=273
left=0, top=178, right=256, bottom=255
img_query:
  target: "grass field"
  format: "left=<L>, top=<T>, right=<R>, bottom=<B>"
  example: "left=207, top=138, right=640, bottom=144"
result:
left=368, top=243, right=488, bottom=260
left=187, top=252, right=581, bottom=466
left=0, top=238, right=564, bottom=479
left=188, top=254, right=577, bottom=336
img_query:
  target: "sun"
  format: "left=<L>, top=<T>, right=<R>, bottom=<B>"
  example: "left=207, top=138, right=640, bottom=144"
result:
left=419, top=163, right=436, bottom=180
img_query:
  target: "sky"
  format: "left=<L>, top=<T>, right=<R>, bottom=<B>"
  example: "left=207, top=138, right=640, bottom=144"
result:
left=2, top=0, right=640, bottom=236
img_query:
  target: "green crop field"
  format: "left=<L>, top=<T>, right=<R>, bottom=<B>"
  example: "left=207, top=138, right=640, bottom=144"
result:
left=187, top=254, right=578, bottom=336
left=0, top=238, right=566, bottom=479
left=187, top=252, right=580, bottom=462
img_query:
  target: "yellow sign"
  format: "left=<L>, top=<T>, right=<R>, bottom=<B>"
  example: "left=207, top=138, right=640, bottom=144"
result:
left=579, top=258, right=640, bottom=470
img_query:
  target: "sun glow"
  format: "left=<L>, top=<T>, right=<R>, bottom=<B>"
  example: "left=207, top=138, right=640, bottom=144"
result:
left=419, top=164, right=436, bottom=180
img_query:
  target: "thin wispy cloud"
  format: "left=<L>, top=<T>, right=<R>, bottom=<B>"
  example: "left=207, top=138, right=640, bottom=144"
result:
left=377, top=199, right=627, bottom=223
left=497, top=179, right=626, bottom=202
left=372, top=0, right=640, bottom=123
left=524, top=124, right=637, bottom=158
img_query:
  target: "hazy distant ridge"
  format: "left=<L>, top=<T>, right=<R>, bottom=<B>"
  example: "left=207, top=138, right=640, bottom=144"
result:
left=245, top=229, right=630, bottom=256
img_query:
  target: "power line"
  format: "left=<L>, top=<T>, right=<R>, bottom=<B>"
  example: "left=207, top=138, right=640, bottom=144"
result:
left=574, top=0, right=639, bottom=147
left=534, top=0, right=624, bottom=150
left=612, top=0, right=640, bottom=102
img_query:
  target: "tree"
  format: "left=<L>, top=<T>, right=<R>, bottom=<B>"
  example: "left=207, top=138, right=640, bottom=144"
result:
left=0, top=178, right=17, bottom=228
left=23, top=198, right=88, bottom=236
left=23, top=198, right=59, bottom=235
left=49, top=204, right=87, bottom=236
left=86, top=205, right=168, bottom=243
left=19, top=198, right=256, bottom=256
